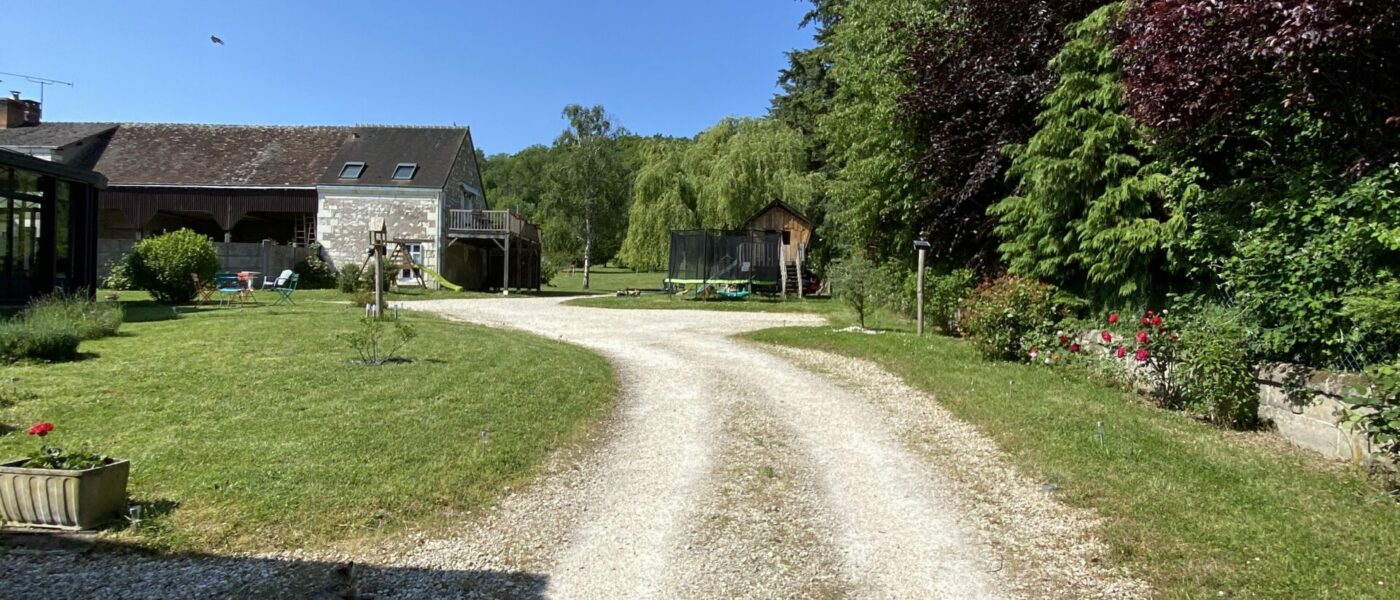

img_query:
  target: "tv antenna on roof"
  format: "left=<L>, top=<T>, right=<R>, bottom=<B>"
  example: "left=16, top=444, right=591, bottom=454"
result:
left=0, top=71, right=74, bottom=104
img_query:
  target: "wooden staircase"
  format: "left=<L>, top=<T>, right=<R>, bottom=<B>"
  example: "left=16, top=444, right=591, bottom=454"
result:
left=783, top=262, right=800, bottom=296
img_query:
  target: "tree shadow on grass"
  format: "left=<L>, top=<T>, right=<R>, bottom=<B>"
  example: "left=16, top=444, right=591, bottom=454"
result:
left=0, top=534, right=549, bottom=599
left=120, top=302, right=183, bottom=323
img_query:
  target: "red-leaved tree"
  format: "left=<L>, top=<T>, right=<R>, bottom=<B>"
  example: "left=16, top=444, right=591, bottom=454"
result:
left=1116, top=0, right=1399, bottom=166
left=899, top=0, right=1099, bottom=264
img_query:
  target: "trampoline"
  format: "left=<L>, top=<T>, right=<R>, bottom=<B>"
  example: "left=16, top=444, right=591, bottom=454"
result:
left=665, top=229, right=781, bottom=294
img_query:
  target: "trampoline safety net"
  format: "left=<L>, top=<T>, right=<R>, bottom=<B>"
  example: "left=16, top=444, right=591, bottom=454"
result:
left=666, top=229, right=781, bottom=287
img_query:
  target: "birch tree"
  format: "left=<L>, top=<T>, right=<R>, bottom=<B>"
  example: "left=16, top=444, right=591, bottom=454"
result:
left=543, top=104, right=627, bottom=289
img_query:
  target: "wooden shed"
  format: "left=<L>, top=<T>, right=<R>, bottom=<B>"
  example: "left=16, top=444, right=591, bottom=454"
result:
left=743, top=199, right=814, bottom=296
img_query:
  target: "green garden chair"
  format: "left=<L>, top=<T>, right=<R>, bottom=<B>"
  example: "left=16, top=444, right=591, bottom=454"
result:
left=273, top=272, right=300, bottom=305
left=214, top=273, right=243, bottom=307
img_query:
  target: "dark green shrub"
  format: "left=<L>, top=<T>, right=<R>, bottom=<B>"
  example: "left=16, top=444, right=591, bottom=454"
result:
left=21, top=290, right=124, bottom=341
left=1346, top=360, right=1400, bottom=462
left=829, top=258, right=885, bottom=328
left=540, top=255, right=561, bottom=286
left=102, top=255, right=136, bottom=291
left=0, top=320, right=81, bottom=363
left=928, top=269, right=975, bottom=335
left=337, top=264, right=363, bottom=293
left=960, top=275, right=1058, bottom=361
left=128, top=229, right=220, bottom=303
left=1177, top=306, right=1259, bottom=428
left=293, top=246, right=337, bottom=289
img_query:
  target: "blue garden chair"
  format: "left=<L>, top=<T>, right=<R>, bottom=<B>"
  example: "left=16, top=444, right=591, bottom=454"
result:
left=273, top=272, right=300, bottom=306
left=214, top=273, right=243, bottom=307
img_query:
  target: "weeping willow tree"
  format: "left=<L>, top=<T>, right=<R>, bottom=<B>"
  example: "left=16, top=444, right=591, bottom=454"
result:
left=619, top=140, right=697, bottom=271
left=990, top=2, right=1189, bottom=304
left=618, top=117, right=822, bottom=270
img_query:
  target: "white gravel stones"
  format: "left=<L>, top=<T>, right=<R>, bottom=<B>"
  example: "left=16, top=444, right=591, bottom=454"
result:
left=0, top=296, right=1150, bottom=599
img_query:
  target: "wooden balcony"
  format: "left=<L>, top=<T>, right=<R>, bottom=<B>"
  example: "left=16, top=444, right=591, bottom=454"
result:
left=446, top=209, right=539, bottom=243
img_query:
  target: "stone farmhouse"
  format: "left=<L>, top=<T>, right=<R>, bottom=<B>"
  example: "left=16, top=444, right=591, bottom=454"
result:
left=0, top=92, right=541, bottom=291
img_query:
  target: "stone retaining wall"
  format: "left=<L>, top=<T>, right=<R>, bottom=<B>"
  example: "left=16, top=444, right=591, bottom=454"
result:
left=97, top=239, right=315, bottom=280
left=1255, top=363, right=1374, bottom=463
left=1080, top=331, right=1377, bottom=463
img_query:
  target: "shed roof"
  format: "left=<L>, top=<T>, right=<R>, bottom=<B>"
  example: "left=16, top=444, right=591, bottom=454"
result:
left=743, top=199, right=813, bottom=229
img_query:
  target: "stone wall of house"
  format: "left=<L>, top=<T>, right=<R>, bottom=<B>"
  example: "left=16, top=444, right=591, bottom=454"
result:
left=96, top=239, right=314, bottom=280
left=316, top=190, right=440, bottom=273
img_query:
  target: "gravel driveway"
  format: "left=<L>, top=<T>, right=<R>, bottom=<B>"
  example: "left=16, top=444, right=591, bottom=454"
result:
left=0, top=296, right=1146, bottom=599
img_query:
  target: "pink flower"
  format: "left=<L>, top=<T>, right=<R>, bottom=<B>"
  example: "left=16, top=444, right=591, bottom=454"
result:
left=1101, top=330, right=1112, bottom=343
left=1029, top=347, right=1039, bottom=360
left=1108, top=313, right=1119, bottom=325
left=1135, top=348, right=1150, bottom=362
left=1136, top=330, right=1149, bottom=344
left=1115, top=347, right=1127, bottom=359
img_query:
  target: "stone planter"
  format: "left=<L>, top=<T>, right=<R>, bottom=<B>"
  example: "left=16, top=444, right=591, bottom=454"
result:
left=0, top=458, right=129, bottom=530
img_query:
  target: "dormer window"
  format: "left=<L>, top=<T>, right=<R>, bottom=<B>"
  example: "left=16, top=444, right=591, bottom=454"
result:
left=339, top=162, right=365, bottom=179
left=392, top=163, right=418, bottom=180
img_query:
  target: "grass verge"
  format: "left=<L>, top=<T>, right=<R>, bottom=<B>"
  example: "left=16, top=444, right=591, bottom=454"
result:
left=743, top=326, right=1400, bottom=599
left=565, top=292, right=842, bottom=315
left=0, top=298, right=615, bottom=554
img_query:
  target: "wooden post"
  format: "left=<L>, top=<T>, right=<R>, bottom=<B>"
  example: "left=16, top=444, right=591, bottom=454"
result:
left=502, top=235, right=511, bottom=296
left=779, top=244, right=788, bottom=299
left=373, top=244, right=383, bottom=317
left=917, top=246, right=927, bottom=336
left=796, top=243, right=804, bottom=300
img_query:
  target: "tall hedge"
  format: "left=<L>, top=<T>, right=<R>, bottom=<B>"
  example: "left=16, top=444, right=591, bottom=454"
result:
left=128, top=229, right=220, bottom=304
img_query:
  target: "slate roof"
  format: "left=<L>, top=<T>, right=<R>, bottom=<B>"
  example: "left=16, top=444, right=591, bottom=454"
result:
left=90, top=124, right=348, bottom=187
left=318, top=126, right=468, bottom=189
left=0, top=122, right=471, bottom=189
left=0, top=122, right=118, bottom=149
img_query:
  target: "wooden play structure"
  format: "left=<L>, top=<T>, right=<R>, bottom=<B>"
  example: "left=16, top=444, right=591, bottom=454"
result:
left=664, top=199, right=818, bottom=299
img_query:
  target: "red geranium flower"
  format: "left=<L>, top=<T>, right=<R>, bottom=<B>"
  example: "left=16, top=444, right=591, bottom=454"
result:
left=1140, top=316, right=1151, bottom=326
left=1115, top=346, right=1127, bottom=359
left=1101, top=330, right=1112, bottom=343
left=27, top=422, right=54, bottom=437
left=1069, top=343, right=1081, bottom=353
left=1151, top=315, right=1164, bottom=328
left=1136, top=330, right=1148, bottom=344
left=1108, top=312, right=1119, bottom=325
left=1058, top=335, right=1070, bottom=346
left=1135, top=348, right=1150, bottom=362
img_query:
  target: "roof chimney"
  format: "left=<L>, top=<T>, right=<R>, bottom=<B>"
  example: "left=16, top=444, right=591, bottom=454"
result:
left=1, top=92, right=39, bottom=128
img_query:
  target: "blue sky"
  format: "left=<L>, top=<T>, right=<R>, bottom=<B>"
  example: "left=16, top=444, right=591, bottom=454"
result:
left=0, top=1, right=815, bottom=154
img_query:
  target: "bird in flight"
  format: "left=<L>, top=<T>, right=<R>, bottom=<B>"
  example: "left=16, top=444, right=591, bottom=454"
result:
left=210, top=35, right=225, bottom=46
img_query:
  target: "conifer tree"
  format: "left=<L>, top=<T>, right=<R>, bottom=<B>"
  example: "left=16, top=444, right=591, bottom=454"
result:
left=991, top=2, right=1188, bottom=303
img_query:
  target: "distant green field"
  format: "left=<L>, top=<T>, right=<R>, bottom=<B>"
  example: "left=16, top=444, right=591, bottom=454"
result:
left=548, top=267, right=667, bottom=294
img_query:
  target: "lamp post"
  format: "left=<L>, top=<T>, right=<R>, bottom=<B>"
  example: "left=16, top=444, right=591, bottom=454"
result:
left=914, top=237, right=931, bottom=336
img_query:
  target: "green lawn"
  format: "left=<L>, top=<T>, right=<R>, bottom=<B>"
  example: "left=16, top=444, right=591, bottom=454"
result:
left=744, top=326, right=1400, bottom=599
left=0, top=297, right=615, bottom=554
left=547, top=267, right=668, bottom=294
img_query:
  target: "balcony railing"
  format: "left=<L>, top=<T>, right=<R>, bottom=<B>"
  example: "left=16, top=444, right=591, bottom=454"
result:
left=447, top=209, right=538, bottom=242
left=445, top=209, right=518, bottom=233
